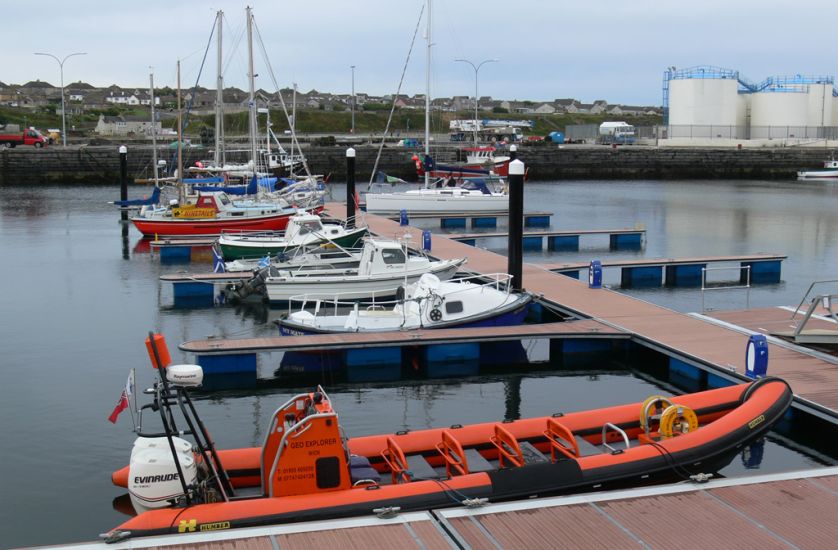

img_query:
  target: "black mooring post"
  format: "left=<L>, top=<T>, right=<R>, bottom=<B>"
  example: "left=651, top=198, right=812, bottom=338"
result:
left=119, top=145, right=128, bottom=222
left=346, top=147, right=356, bottom=228
left=507, top=159, right=525, bottom=291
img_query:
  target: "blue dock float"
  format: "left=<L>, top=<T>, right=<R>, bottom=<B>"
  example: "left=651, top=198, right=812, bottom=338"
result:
left=665, top=264, right=706, bottom=287
left=345, top=347, right=402, bottom=382
left=621, top=265, right=662, bottom=288
left=424, top=343, right=480, bottom=377
left=440, top=217, right=467, bottom=229
left=447, top=228, right=645, bottom=252
left=548, top=235, right=580, bottom=251
left=159, top=245, right=192, bottom=263
left=472, top=217, right=498, bottom=228
left=524, top=214, right=551, bottom=228
left=197, top=352, right=258, bottom=375
left=610, top=232, right=643, bottom=250
left=742, top=260, right=782, bottom=284
left=522, top=236, right=543, bottom=251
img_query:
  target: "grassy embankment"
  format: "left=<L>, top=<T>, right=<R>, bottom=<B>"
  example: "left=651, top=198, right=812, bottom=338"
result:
left=0, top=104, right=662, bottom=138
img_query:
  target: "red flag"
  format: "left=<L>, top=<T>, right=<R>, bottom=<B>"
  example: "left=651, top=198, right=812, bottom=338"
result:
left=108, top=391, right=129, bottom=424
left=108, top=370, right=134, bottom=424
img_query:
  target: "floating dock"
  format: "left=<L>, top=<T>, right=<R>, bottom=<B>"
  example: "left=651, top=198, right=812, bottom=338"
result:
left=446, top=227, right=645, bottom=251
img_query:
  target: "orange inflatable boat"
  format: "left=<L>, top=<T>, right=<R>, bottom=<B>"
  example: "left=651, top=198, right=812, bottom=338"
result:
left=105, top=334, right=793, bottom=542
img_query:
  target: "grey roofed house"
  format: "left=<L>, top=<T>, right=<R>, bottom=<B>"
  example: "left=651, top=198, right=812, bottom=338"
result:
left=68, top=80, right=95, bottom=90
left=22, top=79, right=56, bottom=89
left=0, top=81, right=7, bottom=88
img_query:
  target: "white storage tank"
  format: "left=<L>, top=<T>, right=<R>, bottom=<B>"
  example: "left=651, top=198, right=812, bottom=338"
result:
left=669, top=77, right=742, bottom=126
left=750, top=91, right=808, bottom=127
left=805, top=83, right=833, bottom=126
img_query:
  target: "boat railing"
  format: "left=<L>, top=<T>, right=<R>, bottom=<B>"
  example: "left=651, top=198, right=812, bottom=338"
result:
left=286, top=288, right=405, bottom=318
left=790, top=279, right=838, bottom=318
left=602, top=423, right=631, bottom=453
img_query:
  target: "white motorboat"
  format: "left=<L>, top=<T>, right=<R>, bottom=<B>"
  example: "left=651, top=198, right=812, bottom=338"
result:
left=797, top=158, right=838, bottom=180
left=364, top=178, right=508, bottom=214
left=276, top=272, right=531, bottom=335
left=262, top=238, right=466, bottom=303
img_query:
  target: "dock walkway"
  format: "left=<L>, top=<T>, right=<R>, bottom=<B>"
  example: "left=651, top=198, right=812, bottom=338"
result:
left=63, top=467, right=838, bottom=549
left=335, top=203, right=838, bottom=412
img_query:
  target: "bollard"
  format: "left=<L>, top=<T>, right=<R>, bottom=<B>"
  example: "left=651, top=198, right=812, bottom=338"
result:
left=588, top=260, right=602, bottom=289
left=399, top=208, right=409, bottom=227
left=509, top=144, right=517, bottom=162
left=422, top=229, right=432, bottom=252
left=346, top=147, right=356, bottom=228
left=119, top=145, right=128, bottom=222
left=507, top=159, right=525, bottom=291
left=745, top=334, right=768, bottom=379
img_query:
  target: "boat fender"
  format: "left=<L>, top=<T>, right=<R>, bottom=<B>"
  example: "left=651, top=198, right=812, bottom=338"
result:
left=640, top=395, right=674, bottom=435
left=659, top=404, right=698, bottom=439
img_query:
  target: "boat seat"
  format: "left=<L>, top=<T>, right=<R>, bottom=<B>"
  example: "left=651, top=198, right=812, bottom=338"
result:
left=464, top=448, right=494, bottom=473
left=576, top=437, right=604, bottom=457
left=406, top=453, right=441, bottom=480
left=519, top=441, right=550, bottom=465
left=349, top=455, right=380, bottom=485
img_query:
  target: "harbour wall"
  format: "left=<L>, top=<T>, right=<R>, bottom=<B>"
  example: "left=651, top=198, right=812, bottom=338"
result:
left=0, top=145, right=830, bottom=185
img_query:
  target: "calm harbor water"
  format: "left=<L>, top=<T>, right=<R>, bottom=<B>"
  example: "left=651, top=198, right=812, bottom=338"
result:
left=1, top=180, right=837, bottom=547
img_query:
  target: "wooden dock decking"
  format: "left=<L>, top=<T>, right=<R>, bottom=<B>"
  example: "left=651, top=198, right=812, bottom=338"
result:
left=181, top=320, right=625, bottom=353
left=332, top=203, right=838, bottom=412
left=64, top=467, right=838, bottom=549
left=443, top=227, right=646, bottom=240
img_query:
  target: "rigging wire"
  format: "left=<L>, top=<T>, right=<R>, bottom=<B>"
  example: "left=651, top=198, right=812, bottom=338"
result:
left=368, top=2, right=426, bottom=187
left=251, top=18, right=316, bottom=182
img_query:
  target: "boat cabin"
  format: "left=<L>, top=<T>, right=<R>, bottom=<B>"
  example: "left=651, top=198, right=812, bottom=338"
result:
left=357, top=239, right=417, bottom=276
left=284, top=212, right=326, bottom=242
left=172, top=192, right=229, bottom=219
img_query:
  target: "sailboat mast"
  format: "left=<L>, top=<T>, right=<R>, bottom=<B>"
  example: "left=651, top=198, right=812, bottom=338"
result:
left=149, top=69, right=158, bottom=185
left=176, top=59, right=183, bottom=198
left=246, top=6, right=258, bottom=176
left=215, top=10, right=224, bottom=166
left=290, top=82, right=297, bottom=174
left=424, top=0, right=432, bottom=189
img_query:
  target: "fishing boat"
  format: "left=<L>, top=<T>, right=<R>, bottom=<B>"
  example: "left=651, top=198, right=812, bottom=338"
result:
left=217, top=211, right=368, bottom=261
left=797, top=157, right=838, bottom=180
left=131, top=191, right=316, bottom=238
left=105, top=336, right=793, bottom=542
left=276, top=272, right=531, bottom=335
left=261, top=238, right=465, bottom=303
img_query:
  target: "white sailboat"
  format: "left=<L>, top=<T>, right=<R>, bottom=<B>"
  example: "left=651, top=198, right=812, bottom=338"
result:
left=364, top=0, right=508, bottom=215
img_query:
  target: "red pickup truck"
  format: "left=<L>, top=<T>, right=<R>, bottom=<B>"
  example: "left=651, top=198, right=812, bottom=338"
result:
left=0, top=124, right=49, bottom=148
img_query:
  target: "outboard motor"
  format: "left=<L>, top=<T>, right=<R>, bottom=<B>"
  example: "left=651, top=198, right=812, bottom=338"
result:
left=128, top=364, right=205, bottom=512
left=128, top=436, right=197, bottom=512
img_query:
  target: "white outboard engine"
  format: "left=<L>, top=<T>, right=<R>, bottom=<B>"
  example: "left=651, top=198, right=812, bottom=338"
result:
left=128, top=436, right=197, bottom=513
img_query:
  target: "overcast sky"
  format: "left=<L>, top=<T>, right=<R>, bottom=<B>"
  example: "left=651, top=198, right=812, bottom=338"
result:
left=2, top=0, right=836, bottom=106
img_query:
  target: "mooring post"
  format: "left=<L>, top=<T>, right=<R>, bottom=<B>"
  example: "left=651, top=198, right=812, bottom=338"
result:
left=507, top=159, right=525, bottom=291
left=509, top=143, right=517, bottom=162
left=346, top=147, right=356, bottom=228
left=119, top=145, right=128, bottom=222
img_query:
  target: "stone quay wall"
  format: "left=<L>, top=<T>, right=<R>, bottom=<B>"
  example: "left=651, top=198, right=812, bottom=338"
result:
left=0, top=145, right=829, bottom=185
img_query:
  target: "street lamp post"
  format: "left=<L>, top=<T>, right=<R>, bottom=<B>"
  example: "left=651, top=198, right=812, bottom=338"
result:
left=350, top=65, right=356, bottom=134
left=34, top=51, right=87, bottom=147
left=455, top=58, right=498, bottom=145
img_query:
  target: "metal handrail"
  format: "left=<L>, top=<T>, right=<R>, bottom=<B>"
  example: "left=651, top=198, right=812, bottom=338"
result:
left=602, top=423, right=630, bottom=453
left=791, top=279, right=838, bottom=318
left=701, top=265, right=751, bottom=313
